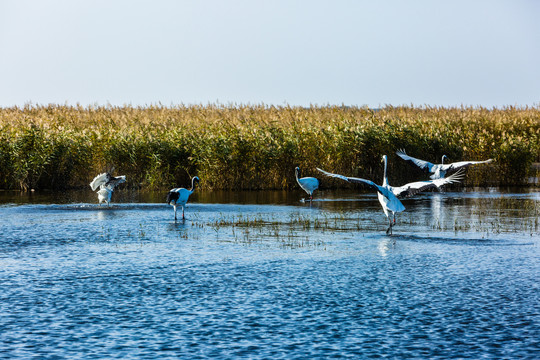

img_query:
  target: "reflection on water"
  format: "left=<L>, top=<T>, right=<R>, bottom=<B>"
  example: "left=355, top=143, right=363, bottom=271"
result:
left=377, top=238, right=395, bottom=257
left=0, top=189, right=539, bottom=359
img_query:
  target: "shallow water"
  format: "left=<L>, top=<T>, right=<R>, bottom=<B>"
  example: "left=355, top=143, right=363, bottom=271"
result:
left=0, top=189, right=539, bottom=359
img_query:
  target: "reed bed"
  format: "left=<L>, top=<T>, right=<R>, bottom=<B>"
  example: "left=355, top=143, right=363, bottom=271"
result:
left=0, top=104, right=538, bottom=190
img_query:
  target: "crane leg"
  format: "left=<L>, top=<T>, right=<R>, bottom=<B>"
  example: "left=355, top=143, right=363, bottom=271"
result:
left=386, top=217, right=393, bottom=235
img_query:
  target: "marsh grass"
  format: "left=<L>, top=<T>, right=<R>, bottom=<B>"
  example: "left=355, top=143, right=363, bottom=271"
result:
left=1, top=104, right=538, bottom=190
left=198, top=207, right=539, bottom=247
left=207, top=212, right=352, bottom=248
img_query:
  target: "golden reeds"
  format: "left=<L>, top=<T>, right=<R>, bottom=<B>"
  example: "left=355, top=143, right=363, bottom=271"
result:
left=0, top=104, right=538, bottom=190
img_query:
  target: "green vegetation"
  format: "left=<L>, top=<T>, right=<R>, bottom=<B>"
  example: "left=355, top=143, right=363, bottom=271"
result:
left=0, top=104, right=538, bottom=190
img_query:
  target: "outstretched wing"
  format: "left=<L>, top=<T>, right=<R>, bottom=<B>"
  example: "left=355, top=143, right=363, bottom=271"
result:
left=392, top=169, right=465, bottom=198
left=316, top=168, right=393, bottom=199
left=90, top=172, right=110, bottom=191
left=445, top=159, right=494, bottom=171
left=104, top=175, right=126, bottom=190
left=396, top=149, right=437, bottom=173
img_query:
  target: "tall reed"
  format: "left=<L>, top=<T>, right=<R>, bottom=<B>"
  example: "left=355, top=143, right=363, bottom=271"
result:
left=0, top=104, right=538, bottom=190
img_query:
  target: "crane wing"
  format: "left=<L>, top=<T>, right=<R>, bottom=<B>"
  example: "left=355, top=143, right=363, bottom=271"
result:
left=316, top=168, right=393, bottom=199
left=104, top=175, right=126, bottom=190
left=446, top=159, right=494, bottom=171
left=396, top=149, right=436, bottom=172
left=90, top=172, right=110, bottom=191
left=392, top=169, right=465, bottom=198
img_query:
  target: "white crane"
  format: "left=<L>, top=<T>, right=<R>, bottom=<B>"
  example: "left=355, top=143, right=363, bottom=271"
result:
left=396, top=149, right=493, bottom=179
left=166, top=176, right=200, bottom=220
left=295, top=166, right=319, bottom=201
left=317, top=155, right=464, bottom=234
left=89, top=169, right=126, bottom=206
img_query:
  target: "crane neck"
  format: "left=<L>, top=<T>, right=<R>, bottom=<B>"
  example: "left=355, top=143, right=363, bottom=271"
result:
left=382, top=156, right=389, bottom=186
left=190, top=177, right=198, bottom=192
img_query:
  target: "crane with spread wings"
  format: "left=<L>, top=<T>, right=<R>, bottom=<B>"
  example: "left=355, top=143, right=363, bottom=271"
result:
left=318, top=155, right=464, bottom=234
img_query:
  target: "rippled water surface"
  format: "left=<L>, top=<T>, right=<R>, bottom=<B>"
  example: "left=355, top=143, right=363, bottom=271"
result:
left=1, top=189, right=539, bottom=359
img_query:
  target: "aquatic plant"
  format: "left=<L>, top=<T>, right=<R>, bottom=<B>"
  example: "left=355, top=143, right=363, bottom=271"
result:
left=0, top=104, right=538, bottom=190
left=207, top=212, right=334, bottom=248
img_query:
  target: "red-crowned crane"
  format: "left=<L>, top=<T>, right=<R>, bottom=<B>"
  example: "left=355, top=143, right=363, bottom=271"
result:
left=396, top=149, right=493, bottom=180
left=318, top=155, right=464, bottom=234
left=89, top=169, right=126, bottom=206
left=295, top=166, right=319, bottom=202
left=166, top=176, right=200, bottom=220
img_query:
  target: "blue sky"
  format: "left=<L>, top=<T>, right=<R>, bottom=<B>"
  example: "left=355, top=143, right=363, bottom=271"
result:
left=1, top=0, right=539, bottom=108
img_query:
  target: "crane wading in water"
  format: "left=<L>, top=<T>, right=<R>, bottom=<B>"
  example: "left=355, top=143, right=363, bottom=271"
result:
left=89, top=168, right=126, bottom=206
left=317, top=155, right=464, bottom=235
left=396, top=149, right=493, bottom=180
left=295, top=166, right=319, bottom=202
left=166, top=176, right=200, bottom=220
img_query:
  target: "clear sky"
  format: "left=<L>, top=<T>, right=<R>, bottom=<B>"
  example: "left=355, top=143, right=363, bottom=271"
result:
left=1, top=0, right=539, bottom=108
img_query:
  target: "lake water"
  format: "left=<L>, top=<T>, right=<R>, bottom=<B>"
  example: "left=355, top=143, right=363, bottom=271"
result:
left=1, top=189, right=539, bottom=359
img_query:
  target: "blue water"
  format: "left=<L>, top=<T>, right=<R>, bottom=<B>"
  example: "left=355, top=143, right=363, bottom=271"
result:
left=0, top=190, right=539, bottom=359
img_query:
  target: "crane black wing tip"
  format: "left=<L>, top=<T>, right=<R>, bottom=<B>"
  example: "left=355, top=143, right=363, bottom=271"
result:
left=166, top=190, right=179, bottom=204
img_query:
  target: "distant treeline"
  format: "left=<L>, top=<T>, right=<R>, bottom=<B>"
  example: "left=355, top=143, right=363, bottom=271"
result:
left=0, top=104, right=538, bottom=191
